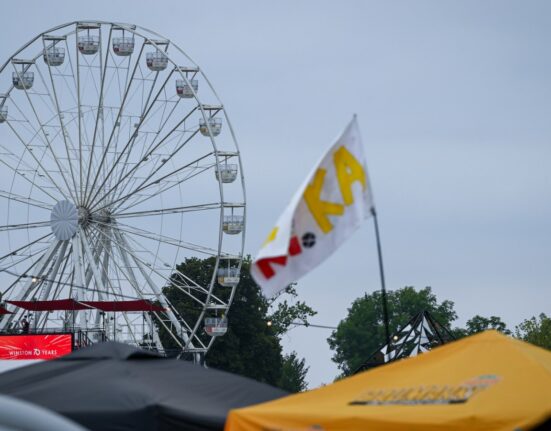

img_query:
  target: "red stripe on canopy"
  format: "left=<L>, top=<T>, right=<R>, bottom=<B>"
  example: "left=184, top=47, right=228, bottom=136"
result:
left=81, top=300, right=165, bottom=312
left=7, top=299, right=92, bottom=311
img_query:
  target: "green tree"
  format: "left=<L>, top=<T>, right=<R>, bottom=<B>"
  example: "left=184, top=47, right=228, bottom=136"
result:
left=278, top=351, right=309, bottom=393
left=327, top=286, right=457, bottom=376
left=267, top=285, right=315, bottom=336
left=463, top=315, right=510, bottom=335
left=515, top=313, right=551, bottom=350
left=162, top=256, right=315, bottom=388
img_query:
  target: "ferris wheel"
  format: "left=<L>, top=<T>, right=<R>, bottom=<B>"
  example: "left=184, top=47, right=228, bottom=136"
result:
left=0, top=21, right=246, bottom=357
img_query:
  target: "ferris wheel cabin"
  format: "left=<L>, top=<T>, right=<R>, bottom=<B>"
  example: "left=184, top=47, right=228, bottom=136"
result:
left=223, top=215, right=244, bottom=235
left=215, top=163, right=238, bottom=183
left=43, top=47, right=65, bottom=66
left=76, top=23, right=101, bottom=55
left=42, top=35, right=66, bottom=67
left=203, top=317, right=228, bottom=337
left=217, top=266, right=240, bottom=288
left=176, top=79, right=198, bottom=98
left=199, top=117, right=222, bottom=136
left=11, top=60, right=35, bottom=90
left=146, top=51, right=168, bottom=71
left=112, top=37, right=135, bottom=56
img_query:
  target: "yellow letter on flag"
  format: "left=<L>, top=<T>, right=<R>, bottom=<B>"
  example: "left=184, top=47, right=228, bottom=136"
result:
left=303, top=169, right=345, bottom=234
left=334, top=146, right=367, bottom=206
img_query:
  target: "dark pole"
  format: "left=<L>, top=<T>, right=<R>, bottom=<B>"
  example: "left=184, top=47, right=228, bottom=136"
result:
left=371, top=207, right=391, bottom=348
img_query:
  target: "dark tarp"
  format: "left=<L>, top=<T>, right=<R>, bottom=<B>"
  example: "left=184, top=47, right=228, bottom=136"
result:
left=0, top=342, right=287, bottom=431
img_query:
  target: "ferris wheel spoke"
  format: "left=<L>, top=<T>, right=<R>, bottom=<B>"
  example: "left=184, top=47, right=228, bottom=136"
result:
left=88, top=229, right=110, bottom=297
left=109, top=126, right=203, bottom=206
left=109, top=221, right=235, bottom=258
left=57, top=36, right=79, bottom=107
left=0, top=189, right=53, bottom=210
left=50, top=252, right=74, bottom=301
left=0, top=247, right=51, bottom=298
left=78, top=27, right=113, bottom=204
left=92, top=221, right=219, bottom=305
left=38, top=39, right=81, bottom=198
left=108, top=227, right=210, bottom=306
left=33, top=239, right=70, bottom=330
left=83, top=33, right=146, bottom=204
left=111, top=162, right=213, bottom=214
left=0, top=220, right=50, bottom=233
left=96, top=115, right=199, bottom=210
left=108, top=105, right=199, bottom=205
left=81, top=231, right=133, bottom=337
left=84, top=71, right=177, bottom=210
left=0, top=244, right=51, bottom=274
left=90, top=232, right=179, bottom=347
left=0, top=232, right=53, bottom=263
left=10, top=64, right=79, bottom=203
left=0, top=240, right=62, bottom=330
left=97, top=53, right=158, bottom=202
left=75, top=28, right=84, bottom=204
left=112, top=202, right=221, bottom=219
left=83, top=56, right=175, bottom=209
left=74, top=30, right=108, bottom=204
left=0, top=159, right=60, bottom=203
left=90, top=150, right=212, bottom=213
left=97, top=233, right=145, bottom=299
left=107, top=61, right=163, bottom=197
left=33, top=64, right=63, bottom=119
left=4, top=119, right=72, bottom=201
left=171, top=267, right=226, bottom=304
left=108, top=228, right=196, bottom=346
left=119, top=230, right=214, bottom=303
left=36, top=246, right=74, bottom=331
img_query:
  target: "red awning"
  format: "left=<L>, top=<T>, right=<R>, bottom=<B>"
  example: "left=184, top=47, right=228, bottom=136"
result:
left=0, top=305, right=13, bottom=315
left=81, top=300, right=165, bottom=312
left=7, top=299, right=92, bottom=311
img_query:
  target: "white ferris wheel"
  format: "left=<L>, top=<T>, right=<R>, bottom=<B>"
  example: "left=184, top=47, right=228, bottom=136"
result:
left=0, top=21, right=246, bottom=357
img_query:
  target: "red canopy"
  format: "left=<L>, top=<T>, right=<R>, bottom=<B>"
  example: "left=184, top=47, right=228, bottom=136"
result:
left=0, top=305, right=13, bottom=315
left=6, top=299, right=164, bottom=313
left=7, top=299, right=91, bottom=311
left=80, top=300, right=165, bottom=312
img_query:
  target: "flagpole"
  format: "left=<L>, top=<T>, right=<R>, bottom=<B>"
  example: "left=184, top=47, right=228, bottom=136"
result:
left=371, top=207, right=391, bottom=348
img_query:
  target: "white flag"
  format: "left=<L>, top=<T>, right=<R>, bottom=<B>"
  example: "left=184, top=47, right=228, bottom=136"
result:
left=251, top=116, right=374, bottom=298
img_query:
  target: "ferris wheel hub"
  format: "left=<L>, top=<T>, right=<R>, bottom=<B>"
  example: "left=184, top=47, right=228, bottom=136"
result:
left=90, top=209, right=111, bottom=224
left=77, top=206, right=91, bottom=226
left=50, top=200, right=78, bottom=240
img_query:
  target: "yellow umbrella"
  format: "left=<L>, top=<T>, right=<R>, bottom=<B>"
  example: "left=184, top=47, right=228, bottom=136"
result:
left=226, top=331, right=551, bottom=430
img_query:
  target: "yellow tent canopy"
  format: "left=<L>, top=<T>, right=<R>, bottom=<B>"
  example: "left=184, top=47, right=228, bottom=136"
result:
left=226, top=331, right=551, bottom=430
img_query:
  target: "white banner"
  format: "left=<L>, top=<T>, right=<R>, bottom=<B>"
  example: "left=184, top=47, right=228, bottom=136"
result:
left=251, top=116, right=374, bottom=298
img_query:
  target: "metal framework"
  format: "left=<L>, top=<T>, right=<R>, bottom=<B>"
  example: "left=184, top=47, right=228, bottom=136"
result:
left=355, top=310, right=455, bottom=373
left=0, top=21, right=246, bottom=357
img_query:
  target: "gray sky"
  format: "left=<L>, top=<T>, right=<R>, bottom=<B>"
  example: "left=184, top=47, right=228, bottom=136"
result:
left=0, top=0, right=549, bottom=386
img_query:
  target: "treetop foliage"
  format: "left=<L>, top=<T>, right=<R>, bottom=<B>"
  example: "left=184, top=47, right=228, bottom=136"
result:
left=515, top=313, right=551, bottom=350
left=327, top=286, right=457, bottom=376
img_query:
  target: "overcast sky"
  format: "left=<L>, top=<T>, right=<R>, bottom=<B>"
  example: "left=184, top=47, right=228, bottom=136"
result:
left=0, top=0, right=549, bottom=387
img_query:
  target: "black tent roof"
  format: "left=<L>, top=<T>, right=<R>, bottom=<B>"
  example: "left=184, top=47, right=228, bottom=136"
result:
left=0, top=342, right=287, bottom=431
